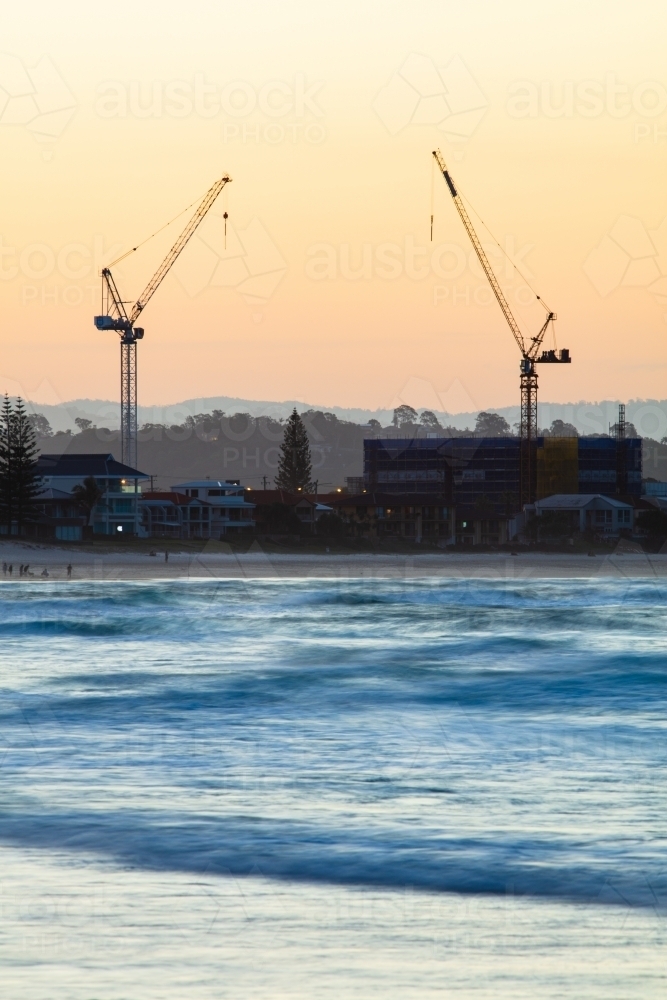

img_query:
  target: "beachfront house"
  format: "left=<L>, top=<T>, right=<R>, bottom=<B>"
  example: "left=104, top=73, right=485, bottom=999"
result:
left=36, top=453, right=149, bottom=537
left=140, top=491, right=216, bottom=539
left=521, top=494, right=634, bottom=539
left=168, top=480, right=255, bottom=537
left=249, top=490, right=334, bottom=534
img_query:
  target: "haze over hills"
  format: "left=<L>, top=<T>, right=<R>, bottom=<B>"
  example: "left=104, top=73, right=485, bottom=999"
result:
left=16, top=394, right=667, bottom=440
left=25, top=392, right=667, bottom=489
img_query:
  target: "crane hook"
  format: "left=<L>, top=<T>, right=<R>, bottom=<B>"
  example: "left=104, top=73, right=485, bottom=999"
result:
left=223, top=211, right=228, bottom=250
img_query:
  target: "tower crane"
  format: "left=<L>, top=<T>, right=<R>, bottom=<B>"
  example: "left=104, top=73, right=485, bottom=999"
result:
left=94, top=173, right=231, bottom=468
left=432, top=149, right=570, bottom=506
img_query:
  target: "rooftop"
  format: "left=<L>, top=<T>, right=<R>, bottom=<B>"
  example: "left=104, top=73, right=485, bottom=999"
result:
left=534, top=494, right=633, bottom=509
left=171, top=480, right=242, bottom=489
left=37, top=453, right=148, bottom=479
left=36, top=487, right=77, bottom=500
left=141, top=491, right=210, bottom=506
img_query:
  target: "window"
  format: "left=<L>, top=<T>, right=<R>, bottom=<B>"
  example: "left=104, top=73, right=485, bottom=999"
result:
left=56, top=526, right=82, bottom=541
left=190, top=489, right=199, bottom=498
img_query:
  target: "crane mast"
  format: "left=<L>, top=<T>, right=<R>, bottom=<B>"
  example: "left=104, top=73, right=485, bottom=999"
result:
left=432, top=149, right=570, bottom=506
left=95, top=174, right=231, bottom=468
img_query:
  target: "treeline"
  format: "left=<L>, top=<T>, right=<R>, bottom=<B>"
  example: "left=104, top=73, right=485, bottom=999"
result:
left=30, top=403, right=653, bottom=489
left=30, top=399, right=641, bottom=444
left=31, top=404, right=592, bottom=443
left=35, top=409, right=370, bottom=488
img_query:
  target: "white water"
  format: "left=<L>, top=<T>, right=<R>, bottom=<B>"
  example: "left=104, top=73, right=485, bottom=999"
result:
left=1, top=578, right=665, bottom=997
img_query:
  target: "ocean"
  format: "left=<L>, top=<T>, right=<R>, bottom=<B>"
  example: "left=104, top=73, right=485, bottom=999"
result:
left=0, top=576, right=665, bottom=998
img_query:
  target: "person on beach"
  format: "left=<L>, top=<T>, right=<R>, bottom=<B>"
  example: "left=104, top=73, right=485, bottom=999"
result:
left=41, top=568, right=49, bottom=578
left=165, top=551, right=169, bottom=563
left=2, top=562, right=6, bottom=576
left=8, top=564, right=12, bottom=575
left=67, top=563, right=72, bottom=579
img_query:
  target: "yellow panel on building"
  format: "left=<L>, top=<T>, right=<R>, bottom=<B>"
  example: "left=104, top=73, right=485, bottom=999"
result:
left=537, top=437, right=579, bottom=499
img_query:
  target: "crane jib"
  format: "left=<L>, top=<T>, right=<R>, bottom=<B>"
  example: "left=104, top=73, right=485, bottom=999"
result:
left=443, top=171, right=457, bottom=198
left=432, top=146, right=571, bottom=501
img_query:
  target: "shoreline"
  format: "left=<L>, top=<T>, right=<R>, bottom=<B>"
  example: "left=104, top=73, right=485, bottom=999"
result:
left=2, top=540, right=667, bottom=580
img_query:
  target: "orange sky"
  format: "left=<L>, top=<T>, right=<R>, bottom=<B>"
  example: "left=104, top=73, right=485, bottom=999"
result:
left=1, top=0, right=667, bottom=414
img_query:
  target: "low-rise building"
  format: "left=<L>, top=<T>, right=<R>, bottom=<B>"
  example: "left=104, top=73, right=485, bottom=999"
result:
left=331, top=492, right=454, bottom=543
left=643, top=480, right=667, bottom=497
left=140, top=492, right=214, bottom=539
left=523, top=494, right=634, bottom=538
left=247, top=490, right=333, bottom=534
left=169, top=480, right=255, bottom=537
left=36, top=453, right=149, bottom=536
left=30, top=488, right=87, bottom=542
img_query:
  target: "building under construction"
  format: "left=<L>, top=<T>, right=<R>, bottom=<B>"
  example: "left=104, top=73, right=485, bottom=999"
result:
left=364, top=435, right=642, bottom=510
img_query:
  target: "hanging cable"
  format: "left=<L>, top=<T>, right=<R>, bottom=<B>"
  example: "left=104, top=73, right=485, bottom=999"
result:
left=430, top=155, right=436, bottom=242
left=457, top=190, right=553, bottom=314
left=223, top=181, right=230, bottom=250
left=107, top=187, right=213, bottom=268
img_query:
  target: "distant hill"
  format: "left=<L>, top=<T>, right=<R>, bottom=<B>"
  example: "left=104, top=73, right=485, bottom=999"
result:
left=19, top=393, right=667, bottom=441
left=38, top=411, right=369, bottom=490
left=35, top=404, right=667, bottom=490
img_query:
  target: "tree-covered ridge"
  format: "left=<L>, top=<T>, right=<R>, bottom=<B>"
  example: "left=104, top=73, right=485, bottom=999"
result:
left=29, top=404, right=658, bottom=490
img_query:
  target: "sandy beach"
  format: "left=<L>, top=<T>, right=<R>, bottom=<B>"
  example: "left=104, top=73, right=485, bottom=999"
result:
left=1, top=539, right=666, bottom=581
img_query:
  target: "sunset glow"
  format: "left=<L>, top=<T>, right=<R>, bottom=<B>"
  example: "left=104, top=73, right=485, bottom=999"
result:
left=1, top=1, right=666, bottom=415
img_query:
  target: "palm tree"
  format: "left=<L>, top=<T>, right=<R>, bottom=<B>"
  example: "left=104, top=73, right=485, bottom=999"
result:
left=72, top=476, right=104, bottom=526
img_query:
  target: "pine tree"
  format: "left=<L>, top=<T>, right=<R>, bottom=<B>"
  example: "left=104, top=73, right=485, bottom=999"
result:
left=0, top=395, right=13, bottom=531
left=0, top=397, right=41, bottom=535
left=275, top=409, right=313, bottom=493
left=13, top=398, right=41, bottom=534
